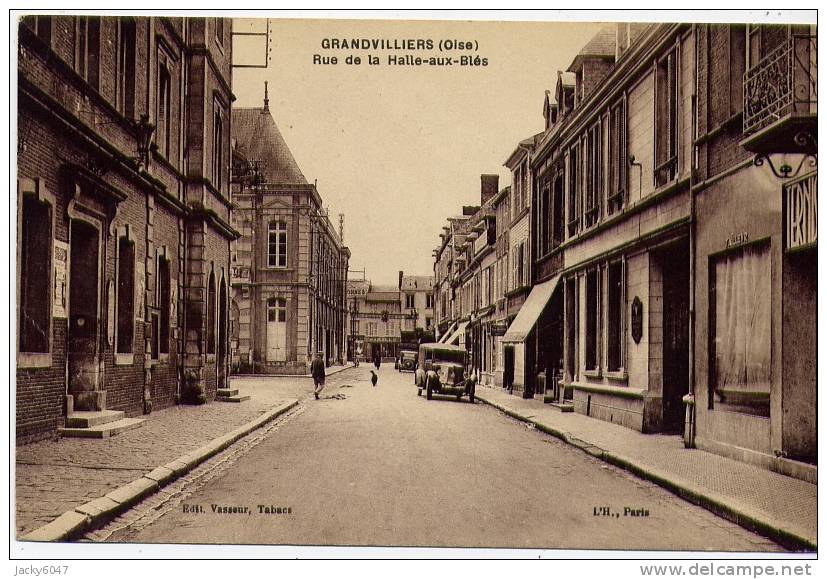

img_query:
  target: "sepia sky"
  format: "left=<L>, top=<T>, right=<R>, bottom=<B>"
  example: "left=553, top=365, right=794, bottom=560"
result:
left=231, top=17, right=606, bottom=285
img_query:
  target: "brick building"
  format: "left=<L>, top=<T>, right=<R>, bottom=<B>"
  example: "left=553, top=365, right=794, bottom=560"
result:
left=230, top=94, right=350, bottom=374
left=690, top=22, right=817, bottom=478
left=16, top=16, right=236, bottom=442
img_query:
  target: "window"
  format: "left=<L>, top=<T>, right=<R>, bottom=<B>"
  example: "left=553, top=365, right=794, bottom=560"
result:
left=709, top=243, right=771, bottom=417
left=215, top=17, right=225, bottom=47
left=425, top=317, right=432, bottom=329
left=116, top=235, right=135, bottom=354
left=267, top=298, right=286, bottom=322
left=655, top=48, right=679, bottom=187
left=405, top=293, right=415, bottom=309
left=206, top=271, right=216, bottom=355
left=117, top=19, right=136, bottom=118
left=156, top=49, right=172, bottom=159
left=585, top=268, right=599, bottom=371
left=157, top=255, right=170, bottom=355
left=19, top=193, right=52, bottom=355
left=584, top=123, right=602, bottom=228
left=268, top=221, right=287, bottom=268
left=513, top=242, right=526, bottom=288
left=608, top=100, right=627, bottom=215
left=22, top=15, right=51, bottom=44
left=607, top=260, right=624, bottom=372
left=565, top=278, right=577, bottom=379
left=552, top=173, right=565, bottom=247
left=76, top=16, right=100, bottom=89
left=539, top=179, right=551, bottom=255
left=729, top=25, right=746, bottom=116
left=212, top=103, right=224, bottom=189
left=568, top=144, right=581, bottom=237
left=425, top=293, right=434, bottom=309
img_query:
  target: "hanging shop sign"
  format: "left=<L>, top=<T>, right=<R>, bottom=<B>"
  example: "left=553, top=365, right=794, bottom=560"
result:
left=784, top=172, right=817, bottom=252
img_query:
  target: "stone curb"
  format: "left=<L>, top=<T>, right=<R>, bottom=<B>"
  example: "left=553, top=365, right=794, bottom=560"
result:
left=19, top=399, right=299, bottom=543
left=477, top=393, right=816, bottom=552
left=232, top=365, right=355, bottom=379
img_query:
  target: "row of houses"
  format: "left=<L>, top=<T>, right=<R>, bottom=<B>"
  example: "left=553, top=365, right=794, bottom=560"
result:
left=433, top=21, right=817, bottom=481
left=345, top=272, right=435, bottom=363
left=16, top=15, right=352, bottom=442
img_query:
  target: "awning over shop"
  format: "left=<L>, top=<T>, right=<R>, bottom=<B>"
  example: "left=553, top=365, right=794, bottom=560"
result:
left=502, top=274, right=561, bottom=343
left=438, top=322, right=458, bottom=343
left=444, top=321, right=469, bottom=345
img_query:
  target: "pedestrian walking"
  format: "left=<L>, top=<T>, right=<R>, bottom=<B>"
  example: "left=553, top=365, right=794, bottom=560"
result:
left=311, top=351, right=326, bottom=400
left=373, top=351, right=381, bottom=370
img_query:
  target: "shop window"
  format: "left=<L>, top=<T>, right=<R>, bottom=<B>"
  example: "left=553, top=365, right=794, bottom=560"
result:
left=19, top=194, right=52, bottom=355
left=117, top=19, right=136, bottom=118
left=268, top=221, right=287, bottom=268
left=157, top=255, right=171, bottom=355
left=655, top=48, right=679, bottom=187
left=565, top=278, right=577, bottom=379
left=607, top=260, right=624, bottom=372
left=608, top=100, right=627, bottom=215
left=206, top=270, right=216, bottom=354
left=76, top=16, right=100, bottom=90
left=585, top=269, right=599, bottom=371
left=709, top=243, right=771, bottom=417
left=116, top=235, right=135, bottom=354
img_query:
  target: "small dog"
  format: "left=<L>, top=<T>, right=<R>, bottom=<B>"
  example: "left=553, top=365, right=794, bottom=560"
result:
left=370, top=370, right=378, bottom=387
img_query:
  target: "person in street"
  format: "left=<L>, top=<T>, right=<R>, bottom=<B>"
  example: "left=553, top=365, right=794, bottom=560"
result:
left=311, top=351, right=326, bottom=400
left=373, top=351, right=381, bottom=370
left=370, top=370, right=378, bottom=387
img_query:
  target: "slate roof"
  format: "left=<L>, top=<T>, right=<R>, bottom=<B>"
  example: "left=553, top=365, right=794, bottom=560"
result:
left=400, top=276, right=434, bottom=290
left=567, top=25, right=617, bottom=71
left=232, top=107, right=307, bottom=185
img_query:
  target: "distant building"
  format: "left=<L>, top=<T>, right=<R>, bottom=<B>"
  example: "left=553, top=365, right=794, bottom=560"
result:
left=230, top=92, right=350, bottom=374
left=398, top=272, right=435, bottom=334
left=17, top=16, right=236, bottom=442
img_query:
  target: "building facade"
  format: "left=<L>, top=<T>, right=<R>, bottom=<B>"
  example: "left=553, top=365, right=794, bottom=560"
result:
left=398, top=272, right=436, bottom=334
left=17, top=15, right=236, bottom=442
left=690, top=22, right=816, bottom=479
left=230, top=98, right=350, bottom=374
left=346, top=279, right=414, bottom=362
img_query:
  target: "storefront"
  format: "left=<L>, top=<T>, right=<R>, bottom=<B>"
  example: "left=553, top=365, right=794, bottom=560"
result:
left=693, top=165, right=816, bottom=480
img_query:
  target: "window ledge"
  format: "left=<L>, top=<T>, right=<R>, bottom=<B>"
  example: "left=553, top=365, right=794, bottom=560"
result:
left=17, top=352, right=52, bottom=369
left=115, top=353, right=134, bottom=366
left=604, top=370, right=628, bottom=382
left=571, top=380, right=646, bottom=400
left=583, top=368, right=602, bottom=379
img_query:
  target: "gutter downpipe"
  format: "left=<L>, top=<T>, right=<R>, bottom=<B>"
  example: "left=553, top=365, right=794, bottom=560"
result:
left=683, top=24, right=699, bottom=449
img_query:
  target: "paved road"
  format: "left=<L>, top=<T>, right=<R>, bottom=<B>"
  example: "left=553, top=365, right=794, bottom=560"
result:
left=104, top=366, right=782, bottom=551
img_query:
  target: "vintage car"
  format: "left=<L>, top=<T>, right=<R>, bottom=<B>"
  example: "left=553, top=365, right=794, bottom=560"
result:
left=397, top=349, right=418, bottom=372
left=414, top=343, right=475, bottom=403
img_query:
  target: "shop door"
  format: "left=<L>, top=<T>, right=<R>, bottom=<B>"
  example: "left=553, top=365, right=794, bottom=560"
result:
left=661, top=246, right=690, bottom=433
left=503, top=344, right=514, bottom=390
left=68, top=220, right=100, bottom=410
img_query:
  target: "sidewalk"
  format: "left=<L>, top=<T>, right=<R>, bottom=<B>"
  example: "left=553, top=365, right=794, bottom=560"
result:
left=229, top=363, right=354, bottom=379
left=15, top=371, right=354, bottom=540
left=476, top=386, right=817, bottom=551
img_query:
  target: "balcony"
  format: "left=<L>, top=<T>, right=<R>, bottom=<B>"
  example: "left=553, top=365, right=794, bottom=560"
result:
left=743, top=34, right=817, bottom=155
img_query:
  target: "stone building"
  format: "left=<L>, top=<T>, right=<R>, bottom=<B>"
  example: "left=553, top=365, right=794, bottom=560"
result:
left=16, top=15, right=236, bottom=442
left=398, top=272, right=435, bottom=334
left=346, top=279, right=413, bottom=362
left=230, top=93, right=350, bottom=373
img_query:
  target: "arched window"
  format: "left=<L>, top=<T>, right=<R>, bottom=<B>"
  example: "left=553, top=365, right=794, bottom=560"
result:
left=206, top=269, right=216, bottom=354
left=19, top=188, right=53, bottom=356
left=268, top=221, right=287, bottom=268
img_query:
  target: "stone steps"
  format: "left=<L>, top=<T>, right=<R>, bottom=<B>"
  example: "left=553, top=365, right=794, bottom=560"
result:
left=65, top=410, right=126, bottom=428
left=216, top=388, right=239, bottom=397
left=58, top=417, right=146, bottom=439
left=215, top=394, right=250, bottom=403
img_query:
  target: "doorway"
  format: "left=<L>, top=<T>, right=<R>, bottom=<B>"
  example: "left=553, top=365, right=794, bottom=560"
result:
left=217, top=278, right=228, bottom=388
left=266, top=297, right=287, bottom=362
left=68, top=219, right=101, bottom=410
left=503, top=344, right=514, bottom=391
left=659, top=242, right=690, bottom=433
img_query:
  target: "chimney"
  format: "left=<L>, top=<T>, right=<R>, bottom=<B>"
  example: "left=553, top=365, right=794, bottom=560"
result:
left=398, top=270, right=404, bottom=290
left=481, top=174, right=499, bottom=205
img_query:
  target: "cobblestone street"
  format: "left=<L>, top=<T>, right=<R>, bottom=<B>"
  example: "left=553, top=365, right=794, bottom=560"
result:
left=15, top=367, right=354, bottom=536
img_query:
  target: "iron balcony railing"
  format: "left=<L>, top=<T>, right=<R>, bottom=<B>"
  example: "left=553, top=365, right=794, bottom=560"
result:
left=744, top=34, right=817, bottom=136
